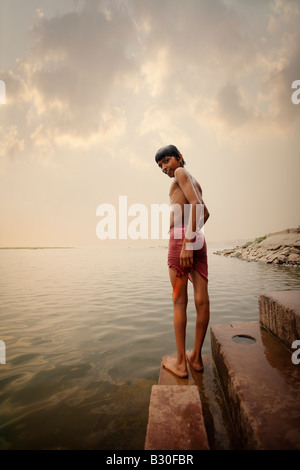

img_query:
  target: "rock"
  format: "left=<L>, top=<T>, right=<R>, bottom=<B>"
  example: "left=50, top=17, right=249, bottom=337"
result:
left=288, top=253, right=300, bottom=263
left=259, top=229, right=300, bottom=249
left=213, top=228, right=300, bottom=265
left=222, top=249, right=235, bottom=256
left=277, top=254, right=287, bottom=263
left=290, top=247, right=300, bottom=255
left=145, top=385, right=209, bottom=450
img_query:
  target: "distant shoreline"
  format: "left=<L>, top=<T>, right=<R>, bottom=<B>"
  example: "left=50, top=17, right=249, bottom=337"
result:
left=0, top=247, right=74, bottom=250
left=213, top=228, right=300, bottom=265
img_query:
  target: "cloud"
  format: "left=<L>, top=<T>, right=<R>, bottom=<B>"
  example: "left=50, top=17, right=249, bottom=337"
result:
left=267, top=0, right=300, bottom=33
left=215, top=83, right=256, bottom=128
left=139, top=105, right=191, bottom=148
left=259, top=2, right=299, bottom=127
left=0, top=70, right=29, bottom=104
left=0, top=125, right=25, bottom=158
left=135, top=0, right=300, bottom=134
left=1, top=0, right=299, bottom=160
left=2, top=1, right=138, bottom=153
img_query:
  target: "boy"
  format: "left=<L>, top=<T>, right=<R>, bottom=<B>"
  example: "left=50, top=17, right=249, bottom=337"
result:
left=155, top=144, right=210, bottom=378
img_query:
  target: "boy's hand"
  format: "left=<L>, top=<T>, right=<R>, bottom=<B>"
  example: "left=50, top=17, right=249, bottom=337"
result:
left=180, top=243, right=194, bottom=268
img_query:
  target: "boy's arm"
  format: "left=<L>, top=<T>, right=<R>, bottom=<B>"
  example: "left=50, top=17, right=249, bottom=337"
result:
left=203, top=202, right=210, bottom=224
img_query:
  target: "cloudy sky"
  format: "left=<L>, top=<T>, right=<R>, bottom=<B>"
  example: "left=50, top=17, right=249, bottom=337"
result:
left=0, top=0, right=299, bottom=247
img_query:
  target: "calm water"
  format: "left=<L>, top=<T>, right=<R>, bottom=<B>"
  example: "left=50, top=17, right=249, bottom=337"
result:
left=0, top=245, right=299, bottom=449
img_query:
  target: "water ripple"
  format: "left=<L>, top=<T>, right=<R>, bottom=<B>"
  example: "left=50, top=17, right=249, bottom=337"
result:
left=0, top=246, right=299, bottom=449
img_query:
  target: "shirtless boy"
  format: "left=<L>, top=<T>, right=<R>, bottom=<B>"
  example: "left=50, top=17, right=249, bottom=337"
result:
left=155, top=144, right=210, bottom=378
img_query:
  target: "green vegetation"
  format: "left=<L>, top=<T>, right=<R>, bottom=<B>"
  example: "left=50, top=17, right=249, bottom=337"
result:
left=254, top=236, right=267, bottom=244
left=243, top=235, right=267, bottom=248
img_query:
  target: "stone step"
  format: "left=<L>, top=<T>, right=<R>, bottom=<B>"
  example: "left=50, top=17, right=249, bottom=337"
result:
left=259, top=290, right=300, bottom=349
left=144, top=385, right=209, bottom=450
left=158, top=354, right=237, bottom=449
left=210, top=321, right=300, bottom=449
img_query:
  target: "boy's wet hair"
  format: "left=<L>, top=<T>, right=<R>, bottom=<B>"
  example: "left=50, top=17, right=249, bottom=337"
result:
left=155, top=144, right=186, bottom=166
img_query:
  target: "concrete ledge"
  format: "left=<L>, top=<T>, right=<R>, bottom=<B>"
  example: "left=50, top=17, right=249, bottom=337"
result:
left=211, top=321, right=300, bottom=449
left=144, top=385, right=209, bottom=450
left=259, top=290, right=300, bottom=349
left=157, top=354, right=236, bottom=449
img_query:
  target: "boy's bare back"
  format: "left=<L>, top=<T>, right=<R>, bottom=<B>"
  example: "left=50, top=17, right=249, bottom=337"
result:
left=169, top=168, right=207, bottom=229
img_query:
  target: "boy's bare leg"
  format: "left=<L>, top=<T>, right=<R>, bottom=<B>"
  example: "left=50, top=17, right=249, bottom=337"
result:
left=186, top=270, right=210, bottom=372
left=162, top=269, right=189, bottom=378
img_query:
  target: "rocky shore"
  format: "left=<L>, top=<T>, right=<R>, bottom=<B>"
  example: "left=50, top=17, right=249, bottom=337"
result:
left=214, top=228, right=300, bottom=265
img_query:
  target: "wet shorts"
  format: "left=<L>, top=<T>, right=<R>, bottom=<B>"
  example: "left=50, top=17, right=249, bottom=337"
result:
left=168, top=226, right=208, bottom=282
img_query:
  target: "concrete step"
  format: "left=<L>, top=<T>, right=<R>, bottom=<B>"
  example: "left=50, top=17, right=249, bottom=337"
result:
left=259, top=290, right=300, bottom=349
left=211, top=320, right=300, bottom=449
left=158, top=354, right=237, bottom=449
left=144, top=384, right=209, bottom=450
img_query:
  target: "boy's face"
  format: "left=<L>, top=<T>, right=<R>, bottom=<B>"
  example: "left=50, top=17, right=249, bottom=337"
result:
left=157, top=155, right=182, bottom=178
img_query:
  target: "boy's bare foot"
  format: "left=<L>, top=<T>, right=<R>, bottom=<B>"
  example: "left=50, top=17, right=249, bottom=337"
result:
left=186, top=350, right=204, bottom=372
left=162, top=355, right=188, bottom=378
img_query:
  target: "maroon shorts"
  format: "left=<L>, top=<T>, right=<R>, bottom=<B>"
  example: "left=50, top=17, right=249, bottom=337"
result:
left=168, top=226, right=208, bottom=282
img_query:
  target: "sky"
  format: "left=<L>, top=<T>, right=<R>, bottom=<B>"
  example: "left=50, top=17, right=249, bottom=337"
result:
left=0, top=0, right=299, bottom=247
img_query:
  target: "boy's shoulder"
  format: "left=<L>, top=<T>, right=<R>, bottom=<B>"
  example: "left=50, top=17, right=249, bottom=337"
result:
left=174, top=168, right=202, bottom=194
left=174, top=166, right=188, bottom=181
left=174, top=167, right=195, bottom=184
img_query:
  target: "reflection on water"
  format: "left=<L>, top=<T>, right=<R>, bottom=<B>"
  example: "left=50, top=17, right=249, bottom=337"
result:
left=0, top=246, right=299, bottom=449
